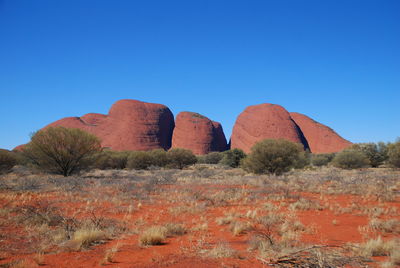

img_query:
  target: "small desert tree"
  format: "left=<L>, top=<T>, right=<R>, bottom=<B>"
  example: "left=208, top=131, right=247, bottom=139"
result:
left=95, top=150, right=130, bottom=169
left=332, top=150, right=370, bottom=169
left=219, top=149, right=246, bottom=168
left=22, top=127, right=102, bottom=176
left=166, top=148, right=197, bottom=169
left=387, top=140, right=400, bottom=168
left=349, top=142, right=388, bottom=167
left=148, top=149, right=168, bottom=167
left=311, top=153, right=335, bottom=167
left=197, top=152, right=224, bottom=164
left=241, top=139, right=304, bottom=175
left=0, top=149, right=17, bottom=174
left=127, top=151, right=154, bottom=170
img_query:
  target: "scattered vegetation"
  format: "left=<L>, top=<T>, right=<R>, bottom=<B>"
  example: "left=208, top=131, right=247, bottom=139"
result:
left=311, top=153, right=335, bottom=167
left=241, top=139, right=305, bottom=175
left=166, top=148, right=197, bottom=169
left=197, top=152, right=224, bottom=164
left=388, top=140, right=400, bottom=168
left=219, top=148, right=246, bottom=168
left=21, top=127, right=102, bottom=176
left=332, top=150, right=370, bottom=169
left=94, top=150, right=130, bottom=169
left=0, top=149, right=17, bottom=174
left=349, top=142, right=388, bottom=167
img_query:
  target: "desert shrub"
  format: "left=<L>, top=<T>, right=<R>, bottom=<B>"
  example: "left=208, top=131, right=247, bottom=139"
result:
left=311, top=153, right=335, bottom=167
left=350, top=142, right=388, bottom=167
left=0, top=149, right=17, bottom=174
left=166, top=148, right=197, bottom=169
left=219, top=148, right=246, bottom=168
left=94, top=150, right=130, bottom=169
left=148, top=149, right=168, bottom=167
left=332, top=150, right=370, bottom=169
left=22, top=127, right=102, bottom=176
left=241, top=139, right=305, bottom=175
left=127, top=151, right=153, bottom=170
left=387, top=140, right=400, bottom=168
left=294, top=150, right=311, bottom=169
left=197, top=152, right=224, bottom=164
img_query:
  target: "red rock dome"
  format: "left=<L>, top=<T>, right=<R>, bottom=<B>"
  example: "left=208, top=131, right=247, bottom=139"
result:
left=231, top=103, right=309, bottom=153
left=290, top=112, right=352, bottom=154
left=41, top=99, right=175, bottom=151
left=172, top=112, right=228, bottom=155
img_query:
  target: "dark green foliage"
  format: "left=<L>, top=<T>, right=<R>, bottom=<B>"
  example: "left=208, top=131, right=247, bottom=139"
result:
left=332, top=150, right=370, bottom=169
left=241, top=139, right=304, bottom=175
left=94, top=151, right=130, bottom=169
left=0, top=149, right=17, bottom=174
left=166, top=148, right=197, bottom=169
left=219, top=149, right=246, bottom=168
left=294, top=150, right=311, bottom=169
left=311, top=153, right=335, bottom=167
left=22, top=127, right=102, bottom=176
left=349, top=142, right=388, bottom=167
left=148, top=149, right=168, bottom=167
left=387, top=140, right=400, bottom=168
left=127, top=151, right=154, bottom=170
left=197, top=152, right=224, bottom=164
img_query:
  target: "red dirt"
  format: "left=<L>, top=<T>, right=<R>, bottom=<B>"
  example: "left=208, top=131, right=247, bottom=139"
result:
left=1, top=181, right=398, bottom=268
left=172, top=112, right=227, bottom=155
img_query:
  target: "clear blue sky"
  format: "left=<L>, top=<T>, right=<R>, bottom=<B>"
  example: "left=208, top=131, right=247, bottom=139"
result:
left=1, top=0, right=399, bottom=150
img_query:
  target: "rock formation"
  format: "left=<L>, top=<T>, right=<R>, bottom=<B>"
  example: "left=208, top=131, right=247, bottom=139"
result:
left=171, top=112, right=228, bottom=155
left=290, top=112, right=352, bottom=154
left=44, top=99, right=175, bottom=151
left=14, top=99, right=352, bottom=155
left=231, top=103, right=309, bottom=153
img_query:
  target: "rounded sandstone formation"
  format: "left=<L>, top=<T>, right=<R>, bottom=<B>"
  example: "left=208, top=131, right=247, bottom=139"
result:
left=290, top=112, right=352, bottom=154
left=172, top=112, right=228, bottom=155
left=104, top=99, right=175, bottom=151
left=231, top=103, right=309, bottom=153
left=40, top=99, right=175, bottom=151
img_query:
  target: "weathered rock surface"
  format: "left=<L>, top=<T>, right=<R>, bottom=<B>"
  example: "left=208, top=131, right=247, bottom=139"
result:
left=44, top=99, right=175, bottom=151
left=172, top=112, right=228, bottom=155
left=231, top=103, right=309, bottom=153
left=290, top=112, right=352, bottom=154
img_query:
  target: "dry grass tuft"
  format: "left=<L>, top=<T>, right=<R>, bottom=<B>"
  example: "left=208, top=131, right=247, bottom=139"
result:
left=138, top=226, right=167, bottom=246
left=66, top=227, right=107, bottom=251
left=206, top=243, right=238, bottom=258
left=369, top=218, right=400, bottom=234
left=230, top=221, right=253, bottom=236
left=358, top=236, right=399, bottom=257
left=164, top=223, right=187, bottom=236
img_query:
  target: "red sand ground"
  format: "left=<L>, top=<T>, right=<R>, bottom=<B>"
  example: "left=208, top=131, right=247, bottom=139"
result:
left=1, top=182, right=399, bottom=268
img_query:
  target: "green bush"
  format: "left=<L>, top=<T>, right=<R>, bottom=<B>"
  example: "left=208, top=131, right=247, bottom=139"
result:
left=148, top=149, right=168, bottom=167
left=197, top=152, right=224, bottom=164
left=0, top=149, right=17, bottom=174
left=219, top=149, right=246, bottom=168
left=295, top=150, right=311, bottom=169
left=311, top=153, right=335, bottom=167
left=166, top=148, right=197, bottom=169
left=387, top=141, right=400, bottom=168
left=241, top=139, right=304, bottom=175
left=127, top=151, right=154, bottom=170
left=349, top=142, right=388, bottom=167
left=332, top=150, right=370, bottom=169
left=94, top=150, right=130, bottom=169
left=22, top=127, right=102, bottom=176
